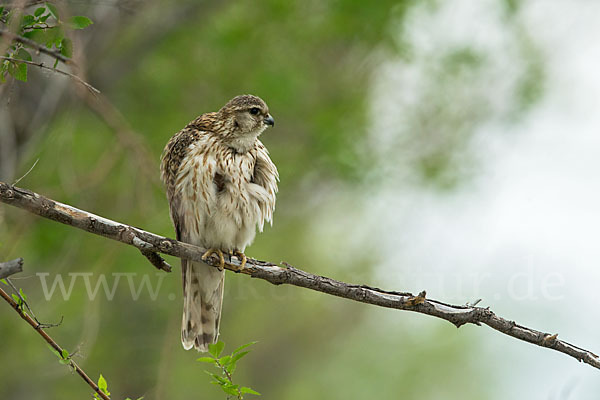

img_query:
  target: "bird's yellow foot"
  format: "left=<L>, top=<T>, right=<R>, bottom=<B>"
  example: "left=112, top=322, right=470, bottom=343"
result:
left=227, top=250, right=247, bottom=272
left=202, top=248, right=225, bottom=271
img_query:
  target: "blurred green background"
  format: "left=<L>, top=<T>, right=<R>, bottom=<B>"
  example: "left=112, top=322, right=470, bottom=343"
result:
left=2, top=0, right=598, bottom=399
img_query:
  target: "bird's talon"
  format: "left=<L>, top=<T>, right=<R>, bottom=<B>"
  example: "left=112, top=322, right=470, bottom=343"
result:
left=202, top=248, right=226, bottom=271
left=237, top=251, right=247, bottom=271
left=228, top=250, right=247, bottom=272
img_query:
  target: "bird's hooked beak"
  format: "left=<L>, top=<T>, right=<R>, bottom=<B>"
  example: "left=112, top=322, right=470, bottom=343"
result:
left=264, top=114, right=275, bottom=127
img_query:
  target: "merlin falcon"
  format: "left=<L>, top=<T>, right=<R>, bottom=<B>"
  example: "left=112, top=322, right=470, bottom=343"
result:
left=160, top=95, right=278, bottom=351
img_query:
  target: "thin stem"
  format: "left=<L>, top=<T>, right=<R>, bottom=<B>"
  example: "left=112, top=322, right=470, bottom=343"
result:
left=214, top=358, right=242, bottom=400
left=0, top=285, right=110, bottom=400
left=0, top=56, right=100, bottom=94
left=0, top=28, right=72, bottom=64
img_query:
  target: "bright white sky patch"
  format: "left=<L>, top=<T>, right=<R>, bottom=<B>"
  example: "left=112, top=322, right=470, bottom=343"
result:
left=359, top=0, right=600, bottom=397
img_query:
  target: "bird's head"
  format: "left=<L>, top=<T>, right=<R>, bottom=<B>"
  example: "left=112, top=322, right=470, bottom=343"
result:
left=217, top=95, right=275, bottom=151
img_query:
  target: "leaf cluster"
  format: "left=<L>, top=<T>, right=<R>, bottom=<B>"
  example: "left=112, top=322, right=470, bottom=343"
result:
left=0, top=2, right=92, bottom=82
left=197, top=341, right=261, bottom=399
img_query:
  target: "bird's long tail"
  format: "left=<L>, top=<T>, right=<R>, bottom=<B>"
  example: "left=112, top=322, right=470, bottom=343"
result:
left=181, top=260, right=225, bottom=352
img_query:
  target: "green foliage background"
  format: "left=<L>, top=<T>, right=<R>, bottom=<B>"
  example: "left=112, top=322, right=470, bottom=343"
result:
left=0, top=1, right=542, bottom=399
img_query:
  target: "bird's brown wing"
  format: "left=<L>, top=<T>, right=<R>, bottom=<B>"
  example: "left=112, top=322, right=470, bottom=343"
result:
left=160, top=126, right=225, bottom=352
left=160, top=128, right=196, bottom=286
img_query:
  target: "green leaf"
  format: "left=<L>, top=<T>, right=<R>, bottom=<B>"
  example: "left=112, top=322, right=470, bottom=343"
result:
left=61, top=349, right=69, bottom=359
left=226, top=362, right=237, bottom=375
left=223, top=382, right=239, bottom=390
left=0, top=279, right=7, bottom=285
left=19, top=288, right=27, bottom=302
left=241, top=387, right=261, bottom=396
left=69, top=15, right=93, bottom=29
left=232, top=341, right=257, bottom=354
left=98, top=374, right=107, bottom=390
left=34, top=7, right=45, bottom=17
left=16, top=48, right=32, bottom=61
left=208, top=341, right=225, bottom=358
left=98, top=374, right=110, bottom=395
left=231, top=351, right=250, bottom=363
left=47, top=344, right=61, bottom=358
left=219, top=355, right=231, bottom=366
left=22, top=28, right=47, bottom=43
left=21, top=15, right=35, bottom=26
left=226, top=351, right=249, bottom=375
left=220, top=385, right=240, bottom=396
left=46, top=2, right=59, bottom=19
left=205, top=371, right=227, bottom=385
left=39, top=14, right=50, bottom=22
left=196, top=357, right=216, bottom=364
left=42, top=26, right=64, bottom=48
left=11, top=293, right=21, bottom=303
left=60, top=37, right=72, bottom=57
left=9, top=62, right=27, bottom=82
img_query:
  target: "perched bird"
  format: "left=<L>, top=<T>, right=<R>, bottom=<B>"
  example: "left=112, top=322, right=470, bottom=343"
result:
left=160, top=95, right=278, bottom=351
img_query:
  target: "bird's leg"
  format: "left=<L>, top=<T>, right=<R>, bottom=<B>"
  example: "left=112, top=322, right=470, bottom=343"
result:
left=227, top=250, right=247, bottom=272
left=202, top=248, right=225, bottom=271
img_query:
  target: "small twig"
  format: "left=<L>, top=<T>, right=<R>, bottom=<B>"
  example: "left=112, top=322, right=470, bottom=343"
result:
left=1, top=181, right=599, bottom=371
left=0, top=56, right=100, bottom=94
left=132, top=236, right=171, bottom=272
left=2, top=0, right=47, bottom=9
left=37, top=314, right=64, bottom=329
left=12, top=157, right=39, bottom=186
left=6, top=276, right=37, bottom=317
left=0, top=28, right=72, bottom=65
left=140, top=249, right=172, bottom=272
left=0, top=262, right=110, bottom=400
left=4, top=274, right=62, bottom=327
left=214, top=358, right=241, bottom=400
left=81, top=91, right=161, bottom=185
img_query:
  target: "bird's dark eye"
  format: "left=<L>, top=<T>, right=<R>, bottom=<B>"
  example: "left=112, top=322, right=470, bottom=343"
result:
left=249, top=107, right=260, bottom=115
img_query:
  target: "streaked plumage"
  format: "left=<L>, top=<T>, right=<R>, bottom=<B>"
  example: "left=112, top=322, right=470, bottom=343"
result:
left=160, top=95, right=278, bottom=351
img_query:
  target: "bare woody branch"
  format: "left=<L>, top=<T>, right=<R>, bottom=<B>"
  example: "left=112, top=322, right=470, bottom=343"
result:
left=0, top=257, right=23, bottom=279
left=0, top=28, right=72, bottom=65
left=1, top=181, right=599, bottom=371
left=0, top=261, right=110, bottom=400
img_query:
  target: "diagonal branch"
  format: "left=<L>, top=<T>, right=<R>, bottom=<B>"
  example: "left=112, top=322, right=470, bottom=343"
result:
left=0, top=260, right=110, bottom=400
left=0, top=181, right=599, bottom=371
left=0, top=56, right=99, bottom=93
left=0, top=28, right=73, bottom=65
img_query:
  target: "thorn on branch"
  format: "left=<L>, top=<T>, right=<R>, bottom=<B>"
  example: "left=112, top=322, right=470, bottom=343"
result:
left=406, top=290, right=427, bottom=307
left=466, top=298, right=482, bottom=307
left=542, top=333, right=558, bottom=346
